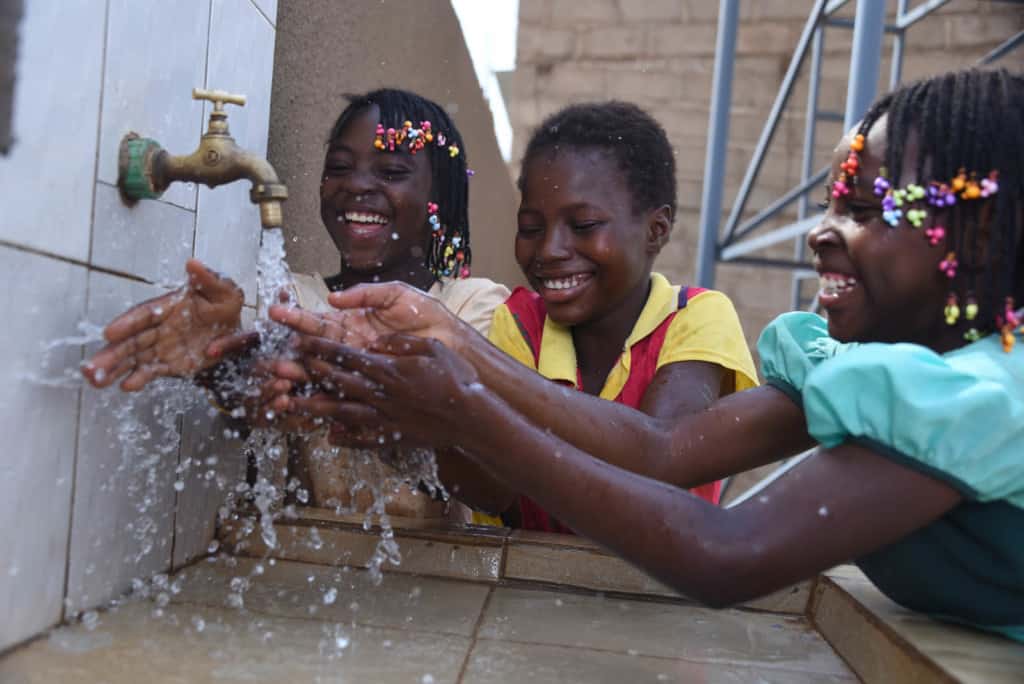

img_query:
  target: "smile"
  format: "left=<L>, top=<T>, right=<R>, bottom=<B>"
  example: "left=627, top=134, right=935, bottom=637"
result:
left=342, top=211, right=389, bottom=225
left=818, top=272, right=859, bottom=301
left=541, top=273, right=592, bottom=291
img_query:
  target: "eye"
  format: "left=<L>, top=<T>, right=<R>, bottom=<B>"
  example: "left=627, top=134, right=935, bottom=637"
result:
left=571, top=221, right=603, bottom=232
left=517, top=223, right=544, bottom=237
left=379, top=165, right=411, bottom=181
left=323, top=162, right=351, bottom=177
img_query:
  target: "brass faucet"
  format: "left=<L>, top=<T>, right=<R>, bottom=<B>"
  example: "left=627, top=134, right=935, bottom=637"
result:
left=117, top=88, right=287, bottom=228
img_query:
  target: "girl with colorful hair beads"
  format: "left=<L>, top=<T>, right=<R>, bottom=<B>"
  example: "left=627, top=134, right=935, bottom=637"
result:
left=82, top=88, right=509, bottom=519
left=271, top=68, right=1024, bottom=639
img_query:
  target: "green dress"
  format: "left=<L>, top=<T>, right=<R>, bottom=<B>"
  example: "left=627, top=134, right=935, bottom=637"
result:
left=759, top=312, right=1024, bottom=642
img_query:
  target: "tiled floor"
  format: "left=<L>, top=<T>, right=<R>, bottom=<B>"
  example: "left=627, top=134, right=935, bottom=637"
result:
left=0, top=556, right=856, bottom=683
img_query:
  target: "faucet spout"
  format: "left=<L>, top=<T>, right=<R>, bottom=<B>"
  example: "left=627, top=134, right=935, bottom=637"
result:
left=117, top=88, right=287, bottom=229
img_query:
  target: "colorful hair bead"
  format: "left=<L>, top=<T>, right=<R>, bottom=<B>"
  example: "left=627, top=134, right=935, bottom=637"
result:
left=962, top=174, right=982, bottom=200
left=849, top=133, right=865, bottom=152
left=374, top=123, right=386, bottom=150
left=906, top=208, right=927, bottom=228
left=939, top=252, right=958, bottom=279
left=925, top=225, right=945, bottom=246
left=964, top=328, right=981, bottom=342
left=873, top=175, right=891, bottom=196
left=944, top=293, right=960, bottom=326
left=926, top=182, right=956, bottom=207
left=831, top=177, right=850, bottom=198
left=965, top=295, right=978, bottom=321
left=906, top=184, right=926, bottom=202
left=448, top=144, right=460, bottom=158
left=881, top=193, right=902, bottom=227
left=980, top=171, right=999, bottom=198
left=951, top=169, right=967, bottom=193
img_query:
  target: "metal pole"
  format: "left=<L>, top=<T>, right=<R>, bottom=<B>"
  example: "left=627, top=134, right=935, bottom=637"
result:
left=889, top=0, right=908, bottom=91
left=695, top=0, right=739, bottom=288
left=844, top=0, right=886, bottom=131
left=792, top=23, right=826, bottom=309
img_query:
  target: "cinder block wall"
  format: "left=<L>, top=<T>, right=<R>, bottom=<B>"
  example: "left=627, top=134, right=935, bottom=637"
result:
left=508, top=0, right=1023, bottom=351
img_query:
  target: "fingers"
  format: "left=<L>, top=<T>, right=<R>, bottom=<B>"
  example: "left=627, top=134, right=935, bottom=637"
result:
left=326, top=282, right=409, bottom=311
left=270, top=358, right=310, bottom=384
left=83, top=327, right=160, bottom=386
left=102, top=290, right=179, bottom=344
left=206, top=330, right=260, bottom=360
left=120, top=361, right=171, bottom=392
left=268, top=305, right=345, bottom=341
left=305, top=358, right=383, bottom=404
left=186, top=259, right=241, bottom=303
left=369, top=333, right=441, bottom=357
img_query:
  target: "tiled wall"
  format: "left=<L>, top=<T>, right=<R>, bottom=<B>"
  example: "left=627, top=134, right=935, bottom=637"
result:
left=0, top=0, right=275, bottom=651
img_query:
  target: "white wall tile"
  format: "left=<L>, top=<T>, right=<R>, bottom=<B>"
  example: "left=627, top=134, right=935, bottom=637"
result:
left=0, top=246, right=87, bottom=651
left=90, top=183, right=195, bottom=284
left=0, top=1, right=105, bottom=261
left=172, top=305, right=253, bottom=568
left=96, top=0, right=210, bottom=211
left=171, top=406, right=248, bottom=569
left=194, top=0, right=277, bottom=305
left=66, top=272, right=199, bottom=612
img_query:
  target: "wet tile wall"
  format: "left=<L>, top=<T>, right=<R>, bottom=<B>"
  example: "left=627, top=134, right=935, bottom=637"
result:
left=0, top=0, right=276, bottom=651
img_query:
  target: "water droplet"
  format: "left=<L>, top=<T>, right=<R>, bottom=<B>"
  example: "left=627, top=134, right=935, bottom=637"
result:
left=421, top=675, right=435, bottom=684
left=391, top=232, right=399, bottom=240
left=81, top=610, right=99, bottom=631
left=818, top=506, right=829, bottom=517
left=323, top=587, right=338, bottom=605
left=207, top=540, right=220, bottom=554
left=173, top=480, right=185, bottom=492
left=191, top=615, right=206, bottom=632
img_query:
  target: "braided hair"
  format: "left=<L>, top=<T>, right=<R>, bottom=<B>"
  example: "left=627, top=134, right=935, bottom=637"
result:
left=853, top=68, right=1024, bottom=335
left=328, top=88, right=471, bottom=279
left=519, top=101, right=677, bottom=222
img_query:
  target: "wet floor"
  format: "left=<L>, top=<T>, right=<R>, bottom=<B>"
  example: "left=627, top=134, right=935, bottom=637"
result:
left=0, top=556, right=856, bottom=683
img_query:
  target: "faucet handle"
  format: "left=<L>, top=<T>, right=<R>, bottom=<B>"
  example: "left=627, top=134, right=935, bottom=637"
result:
left=192, top=88, right=247, bottom=113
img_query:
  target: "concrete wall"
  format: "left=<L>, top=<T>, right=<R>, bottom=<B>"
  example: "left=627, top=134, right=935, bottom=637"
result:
left=508, top=0, right=1023, bottom=352
left=269, top=0, right=523, bottom=288
left=0, top=0, right=276, bottom=651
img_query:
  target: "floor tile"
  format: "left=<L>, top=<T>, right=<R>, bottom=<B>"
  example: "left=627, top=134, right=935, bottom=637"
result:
left=462, top=639, right=856, bottom=684
left=173, top=556, right=490, bottom=637
left=0, top=599, right=471, bottom=683
left=478, top=586, right=849, bottom=675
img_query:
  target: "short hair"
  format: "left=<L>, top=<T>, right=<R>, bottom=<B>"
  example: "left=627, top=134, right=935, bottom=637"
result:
left=328, top=88, right=471, bottom=277
left=519, top=101, right=677, bottom=222
left=856, top=68, right=1024, bottom=333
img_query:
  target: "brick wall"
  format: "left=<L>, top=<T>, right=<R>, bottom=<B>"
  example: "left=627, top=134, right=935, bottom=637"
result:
left=508, top=0, right=1023, bottom=353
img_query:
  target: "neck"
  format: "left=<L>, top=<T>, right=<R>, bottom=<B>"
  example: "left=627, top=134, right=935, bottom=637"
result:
left=332, top=261, right=437, bottom=292
left=571, top=275, right=652, bottom=378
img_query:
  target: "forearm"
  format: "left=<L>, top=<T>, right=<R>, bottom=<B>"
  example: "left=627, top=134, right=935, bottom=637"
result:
left=459, top=333, right=675, bottom=480
left=454, top=390, right=786, bottom=605
left=459, top=333, right=813, bottom=488
left=435, top=446, right=516, bottom=515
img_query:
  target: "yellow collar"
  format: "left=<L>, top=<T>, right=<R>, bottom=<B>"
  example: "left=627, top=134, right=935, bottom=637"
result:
left=536, top=273, right=680, bottom=385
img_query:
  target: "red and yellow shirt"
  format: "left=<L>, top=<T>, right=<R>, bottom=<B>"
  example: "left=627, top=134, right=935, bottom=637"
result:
left=481, top=272, right=758, bottom=532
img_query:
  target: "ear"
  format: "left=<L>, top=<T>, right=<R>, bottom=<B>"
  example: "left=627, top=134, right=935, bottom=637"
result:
left=645, top=204, right=672, bottom=255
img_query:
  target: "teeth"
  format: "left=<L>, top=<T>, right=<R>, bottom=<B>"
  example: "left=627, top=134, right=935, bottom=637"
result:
left=344, top=211, right=388, bottom=224
left=819, top=274, right=858, bottom=295
left=542, top=274, right=589, bottom=290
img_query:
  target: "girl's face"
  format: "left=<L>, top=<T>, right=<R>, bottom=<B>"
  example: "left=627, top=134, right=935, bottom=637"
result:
left=320, top=105, right=433, bottom=280
left=515, top=148, right=668, bottom=328
left=808, top=116, right=957, bottom=350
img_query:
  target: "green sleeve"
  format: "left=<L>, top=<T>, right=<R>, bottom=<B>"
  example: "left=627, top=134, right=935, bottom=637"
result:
left=756, top=312, right=847, bottom=405
left=802, top=342, right=1024, bottom=506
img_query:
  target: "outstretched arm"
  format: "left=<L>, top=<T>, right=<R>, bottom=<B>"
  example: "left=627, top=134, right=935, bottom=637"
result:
left=272, top=283, right=814, bottom=488
left=310, top=335, right=961, bottom=604
left=82, top=259, right=244, bottom=391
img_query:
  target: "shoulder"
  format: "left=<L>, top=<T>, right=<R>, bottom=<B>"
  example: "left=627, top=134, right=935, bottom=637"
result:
left=434, top=277, right=511, bottom=336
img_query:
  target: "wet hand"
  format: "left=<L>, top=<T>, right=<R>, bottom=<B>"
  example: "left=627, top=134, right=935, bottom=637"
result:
left=82, top=259, right=244, bottom=391
left=287, top=333, right=483, bottom=448
left=268, top=281, right=463, bottom=352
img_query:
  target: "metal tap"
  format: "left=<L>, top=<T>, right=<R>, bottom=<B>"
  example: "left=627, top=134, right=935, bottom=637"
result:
left=117, top=88, right=287, bottom=228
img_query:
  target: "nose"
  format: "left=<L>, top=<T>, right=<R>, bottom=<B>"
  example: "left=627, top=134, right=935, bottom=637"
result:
left=537, top=224, right=573, bottom=263
left=806, top=215, right=842, bottom=253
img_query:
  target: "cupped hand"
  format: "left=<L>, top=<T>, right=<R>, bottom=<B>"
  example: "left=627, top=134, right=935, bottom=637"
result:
left=82, top=259, right=244, bottom=391
left=268, top=281, right=464, bottom=353
left=284, top=332, right=483, bottom=449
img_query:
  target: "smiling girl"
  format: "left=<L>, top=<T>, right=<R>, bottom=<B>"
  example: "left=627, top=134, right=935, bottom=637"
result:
left=273, top=69, right=1024, bottom=639
left=82, top=88, right=509, bottom=519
